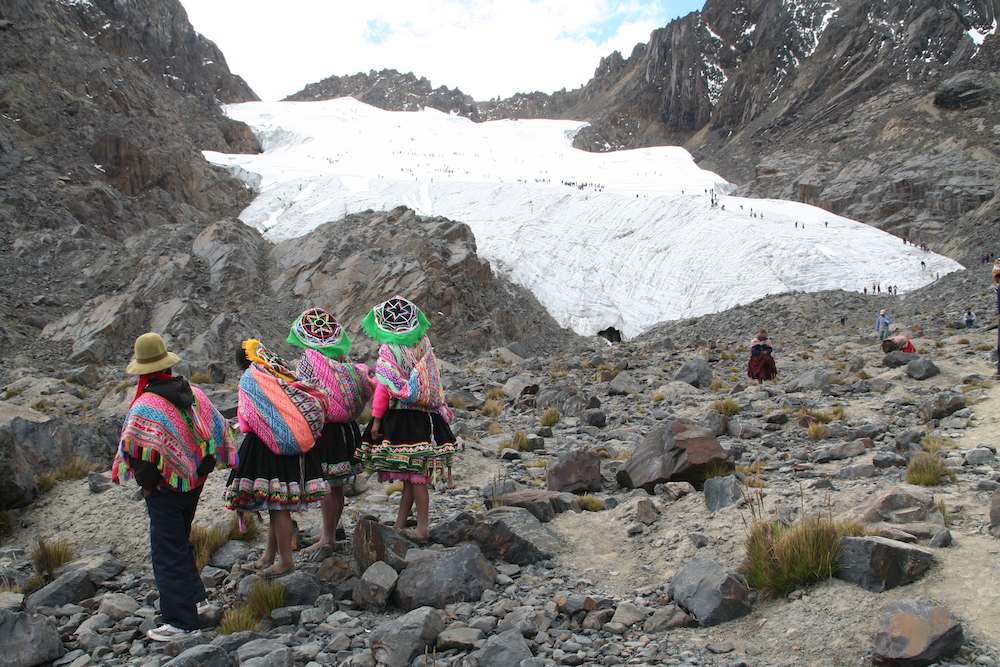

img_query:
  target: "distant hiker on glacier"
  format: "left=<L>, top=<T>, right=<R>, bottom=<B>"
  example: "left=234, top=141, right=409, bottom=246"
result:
left=875, top=309, right=891, bottom=340
left=747, top=328, right=777, bottom=384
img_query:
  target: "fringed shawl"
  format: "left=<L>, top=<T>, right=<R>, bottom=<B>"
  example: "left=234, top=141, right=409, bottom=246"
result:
left=375, top=336, right=453, bottom=422
left=113, top=387, right=237, bottom=491
left=239, top=361, right=329, bottom=456
left=296, top=348, right=375, bottom=423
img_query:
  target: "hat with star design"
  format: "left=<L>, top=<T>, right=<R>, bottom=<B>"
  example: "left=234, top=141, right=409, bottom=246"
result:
left=361, top=296, right=430, bottom=345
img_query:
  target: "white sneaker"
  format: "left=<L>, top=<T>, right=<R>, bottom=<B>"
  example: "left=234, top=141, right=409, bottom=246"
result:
left=146, top=623, right=200, bottom=642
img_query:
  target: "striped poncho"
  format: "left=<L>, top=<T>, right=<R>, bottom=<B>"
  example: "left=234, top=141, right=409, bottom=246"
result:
left=113, top=387, right=237, bottom=491
left=375, top=336, right=453, bottom=422
left=296, top=348, right=375, bottom=423
left=238, top=359, right=329, bottom=456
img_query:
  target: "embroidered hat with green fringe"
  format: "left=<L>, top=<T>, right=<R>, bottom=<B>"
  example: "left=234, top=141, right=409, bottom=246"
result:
left=287, top=308, right=352, bottom=359
left=361, top=296, right=430, bottom=345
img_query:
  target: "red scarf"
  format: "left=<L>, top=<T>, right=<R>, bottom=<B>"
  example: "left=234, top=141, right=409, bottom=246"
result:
left=130, top=370, right=173, bottom=408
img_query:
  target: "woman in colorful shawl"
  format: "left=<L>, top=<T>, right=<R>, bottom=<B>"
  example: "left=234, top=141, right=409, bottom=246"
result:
left=881, top=334, right=916, bottom=354
left=112, top=333, right=237, bottom=643
left=223, top=339, right=330, bottom=577
left=287, top=308, right=375, bottom=552
left=747, top=328, right=778, bottom=384
left=356, top=296, right=461, bottom=541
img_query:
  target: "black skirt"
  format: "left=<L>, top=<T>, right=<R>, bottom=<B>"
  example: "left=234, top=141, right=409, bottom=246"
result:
left=223, top=432, right=329, bottom=511
left=356, top=409, right=461, bottom=482
left=314, top=421, right=363, bottom=485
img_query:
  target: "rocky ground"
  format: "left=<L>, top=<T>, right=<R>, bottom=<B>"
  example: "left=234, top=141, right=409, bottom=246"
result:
left=2, top=272, right=1000, bottom=667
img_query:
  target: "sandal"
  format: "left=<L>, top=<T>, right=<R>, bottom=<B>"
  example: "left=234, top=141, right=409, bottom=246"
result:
left=400, top=528, right=430, bottom=544
left=260, top=564, right=295, bottom=579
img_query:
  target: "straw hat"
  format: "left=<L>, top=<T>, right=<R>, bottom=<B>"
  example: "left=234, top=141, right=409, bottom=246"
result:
left=126, top=333, right=181, bottom=375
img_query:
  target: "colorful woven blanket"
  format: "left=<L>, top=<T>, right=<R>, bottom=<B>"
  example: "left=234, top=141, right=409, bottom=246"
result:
left=239, top=362, right=329, bottom=456
left=296, top=348, right=374, bottom=423
left=375, top=337, right=453, bottom=421
left=113, top=387, right=237, bottom=491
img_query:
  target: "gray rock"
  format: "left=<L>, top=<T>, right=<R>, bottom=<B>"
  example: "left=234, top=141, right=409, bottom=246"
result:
left=928, top=529, right=952, bottom=548
left=0, top=592, right=24, bottom=613
left=667, top=557, right=752, bottom=626
left=163, top=644, right=235, bottom=667
left=369, top=606, right=445, bottom=667
left=784, top=369, right=832, bottom=392
left=873, top=599, right=963, bottom=666
left=86, top=472, right=111, bottom=494
left=487, top=490, right=572, bottom=523
left=97, top=593, right=138, bottom=621
left=725, top=419, right=762, bottom=439
left=276, top=572, right=320, bottom=606
left=964, top=448, right=996, bottom=466
left=235, top=638, right=288, bottom=663
left=906, top=358, right=940, bottom=380
left=832, top=463, right=875, bottom=479
left=52, top=552, right=124, bottom=585
left=437, top=626, right=485, bottom=650
left=240, top=648, right=292, bottom=667
left=672, top=358, right=713, bottom=388
left=836, top=536, right=934, bottom=592
left=883, top=351, right=919, bottom=368
left=353, top=561, right=398, bottom=611
left=934, top=70, right=999, bottom=109
left=578, top=409, right=607, bottom=428
left=608, top=371, right=642, bottom=395
left=468, top=629, right=533, bottom=667
left=352, top=519, right=414, bottom=573
left=0, top=609, right=64, bottom=667
left=919, top=392, right=966, bottom=421
left=25, top=569, right=95, bottom=612
left=0, top=424, right=39, bottom=509
left=989, top=488, right=1000, bottom=536
left=546, top=449, right=601, bottom=493
left=497, top=606, right=544, bottom=637
left=616, top=419, right=731, bottom=492
left=395, top=544, right=496, bottom=610
left=209, top=541, right=251, bottom=570
left=609, top=601, right=646, bottom=627
left=469, top=506, right=560, bottom=565
left=703, top=475, right=742, bottom=512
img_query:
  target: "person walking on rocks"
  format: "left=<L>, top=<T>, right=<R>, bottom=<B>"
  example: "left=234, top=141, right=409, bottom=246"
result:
left=881, top=334, right=916, bottom=354
left=286, top=308, right=375, bottom=552
left=355, top=296, right=461, bottom=541
left=747, top=328, right=777, bottom=384
left=112, top=333, right=237, bottom=642
left=875, top=309, right=891, bottom=340
left=224, top=339, right=330, bottom=577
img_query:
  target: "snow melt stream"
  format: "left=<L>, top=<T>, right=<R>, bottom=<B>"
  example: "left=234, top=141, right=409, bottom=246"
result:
left=204, top=98, right=962, bottom=339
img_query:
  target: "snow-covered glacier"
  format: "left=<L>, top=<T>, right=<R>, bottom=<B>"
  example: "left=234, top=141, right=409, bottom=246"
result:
left=204, top=98, right=962, bottom=339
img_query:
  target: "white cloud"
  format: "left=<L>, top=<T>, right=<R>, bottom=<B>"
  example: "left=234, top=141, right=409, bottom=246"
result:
left=181, top=0, right=699, bottom=101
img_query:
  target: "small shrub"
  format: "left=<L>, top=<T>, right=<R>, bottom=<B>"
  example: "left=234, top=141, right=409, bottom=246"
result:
left=2, top=387, right=26, bottom=400
left=577, top=494, right=604, bottom=511
left=524, top=459, right=548, bottom=468
left=511, top=430, right=529, bottom=452
left=189, top=371, right=214, bottom=385
left=720, top=351, right=737, bottom=361
left=550, top=363, right=567, bottom=378
left=447, top=396, right=466, bottom=410
left=219, top=605, right=263, bottom=634
left=32, top=537, right=74, bottom=582
left=652, top=392, right=666, bottom=402
left=35, top=472, right=55, bottom=492
left=744, top=477, right=770, bottom=488
left=739, top=515, right=867, bottom=597
left=385, top=481, right=404, bottom=495
left=480, top=399, right=503, bottom=418
left=708, top=380, right=724, bottom=391
left=956, top=338, right=970, bottom=345
left=55, top=456, right=95, bottom=480
left=31, top=399, right=50, bottom=412
left=807, top=422, right=826, bottom=441
left=540, top=407, right=560, bottom=427
left=191, top=523, right=230, bottom=571
left=906, top=452, right=954, bottom=486
left=485, top=387, right=505, bottom=402
left=937, top=499, right=952, bottom=528
left=247, top=578, right=285, bottom=619
left=976, top=344, right=993, bottom=351
left=712, top=399, right=740, bottom=416
left=934, top=340, right=944, bottom=348
left=855, top=370, right=871, bottom=380
left=229, top=513, right=259, bottom=541
left=917, top=347, right=930, bottom=354
left=0, top=510, right=11, bottom=537
left=736, top=460, right=766, bottom=476
left=702, top=460, right=732, bottom=480
left=0, top=578, right=22, bottom=594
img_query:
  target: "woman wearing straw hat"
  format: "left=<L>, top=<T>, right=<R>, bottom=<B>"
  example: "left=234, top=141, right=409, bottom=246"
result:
left=356, top=296, right=461, bottom=541
left=287, top=308, right=375, bottom=552
left=112, top=333, right=237, bottom=642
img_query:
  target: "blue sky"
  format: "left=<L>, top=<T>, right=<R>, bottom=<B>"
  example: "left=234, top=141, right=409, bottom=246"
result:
left=181, top=0, right=706, bottom=102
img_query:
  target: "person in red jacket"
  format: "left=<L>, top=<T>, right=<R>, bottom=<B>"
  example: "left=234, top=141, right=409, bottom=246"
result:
left=881, top=335, right=916, bottom=354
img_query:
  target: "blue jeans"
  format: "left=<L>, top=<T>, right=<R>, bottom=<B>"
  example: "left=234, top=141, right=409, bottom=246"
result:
left=145, top=486, right=207, bottom=631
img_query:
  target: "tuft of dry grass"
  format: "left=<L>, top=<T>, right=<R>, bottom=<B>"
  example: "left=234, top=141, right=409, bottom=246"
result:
left=807, top=422, right=826, bottom=441
left=189, top=371, right=214, bottom=384
left=32, top=537, right=74, bottom=582
left=739, top=513, right=868, bottom=597
left=229, top=513, right=259, bottom=541
left=511, top=430, right=529, bottom=451
left=487, top=422, right=503, bottom=436
left=744, top=477, right=770, bottom=488
left=577, top=494, right=604, bottom=512
left=485, top=387, right=506, bottom=402
left=246, top=578, right=285, bottom=619
left=920, top=435, right=957, bottom=453
left=540, top=407, right=561, bottom=427
left=708, top=380, right=724, bottom=391
left=447, top=396, right=466, bottom=410
left=480, top=399, right=503, bottom=418
left=702, top=460, right=733, bottom=480
left=219, top=605, right=262, bottom=634
left=35, top=472, right=55, bottom=492
left=906, top=452, right=955, bottom=486
left=191, top=523, right=230, bottom=571
left=55, top=456, right=97, bottom=481
left=711, top=398, right=740, bottom=416
left=652, top=393, right=666, bottom=402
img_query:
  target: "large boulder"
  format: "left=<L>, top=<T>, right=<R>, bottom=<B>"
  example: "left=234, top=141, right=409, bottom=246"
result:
left=0, top=610, right=64, bottom=667
left=836, top=536, right=934, bottom=592
left=352, top=519, right=415, bottom=573
left=25, top=570, right=95, bottom=612
left=667, top=558, right=752, bottom=627
left=546, top=449, right=602, bottom=493
left=616, top=419, right=731, bottom=492
left=784, top=369, right=832, bottom=392
left=837, top=485, right=944, bottom=527
left=394, top=544, right=496, bottom=610
left=672, top=358, right=713, bottom=388
left=369, top=606, right=445, bottom=667
left=0, top=416, right=41, bottom=509
left=873, top=599, right=964, bottom=666
left=468, top=506, right=560, bottom=565
left=934, top=71, right=1000, bottom=110
left=919, top=392, right=965, bottom=421
left=485, top=489, right=573, bottom=523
